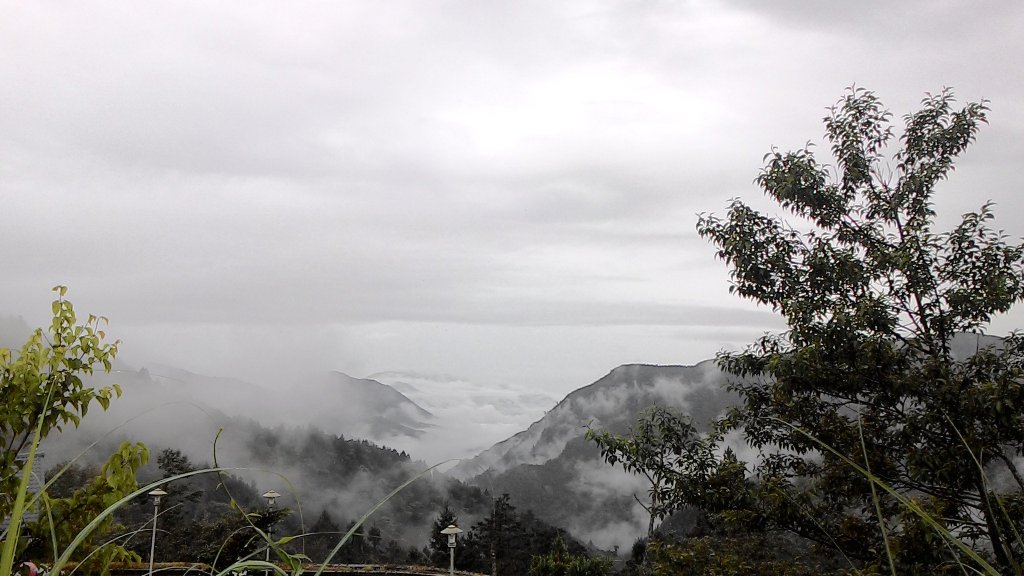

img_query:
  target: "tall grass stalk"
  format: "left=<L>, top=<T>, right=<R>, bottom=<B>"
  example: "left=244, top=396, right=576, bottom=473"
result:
left=206, top=429, right=306, bottom=573
left=771, top=417, right=1002, bottom=575
left=946, top=416, right=1024, bottom=576
left=859, top=421, right=897, bottom=575
left=307, top=460, right=454, bottom=576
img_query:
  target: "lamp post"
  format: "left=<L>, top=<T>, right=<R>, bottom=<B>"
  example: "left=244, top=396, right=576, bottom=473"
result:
left=147, top=488, right=167, bottom=576
left=440, top=524, right=463, bottom=576
left=262, top=490, right=281, bottom=571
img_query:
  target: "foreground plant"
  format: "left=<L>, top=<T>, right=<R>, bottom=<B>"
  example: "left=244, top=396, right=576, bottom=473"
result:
left=26, top=442, right=150, bottom=572
left=2, top=287, right=128, bottom=576
left=529, top=533, right=611, bottom=576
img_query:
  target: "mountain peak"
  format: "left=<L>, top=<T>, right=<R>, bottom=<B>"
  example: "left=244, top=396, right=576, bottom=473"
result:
left=319, top=370, right=434, bottom=421
left=451, top=361, right=732, bottom=479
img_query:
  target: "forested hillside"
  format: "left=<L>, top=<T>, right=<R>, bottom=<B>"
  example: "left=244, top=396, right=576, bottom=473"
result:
left=456, top=363, right=736, bottom=549
left=37, top=413, right=596, bottom=569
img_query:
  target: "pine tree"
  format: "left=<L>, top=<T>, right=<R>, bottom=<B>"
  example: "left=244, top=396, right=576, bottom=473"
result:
left=428, top=503, right=458, bottom=567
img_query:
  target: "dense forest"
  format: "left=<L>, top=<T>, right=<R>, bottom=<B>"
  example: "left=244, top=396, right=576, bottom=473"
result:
left=19, top=419, right=603, bottom=572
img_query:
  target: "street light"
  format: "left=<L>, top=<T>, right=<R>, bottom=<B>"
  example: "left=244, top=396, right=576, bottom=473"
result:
left=262, top=490, right=281, bottom=570
left=440, top=524, right=463, bottom=576
left=147, top=488, right=168, bottom=576
left=262, top=490, right=280, bottom=507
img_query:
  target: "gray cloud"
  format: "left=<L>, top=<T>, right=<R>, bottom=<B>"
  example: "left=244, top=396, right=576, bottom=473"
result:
left=3, top=0, right=1024, bottom=395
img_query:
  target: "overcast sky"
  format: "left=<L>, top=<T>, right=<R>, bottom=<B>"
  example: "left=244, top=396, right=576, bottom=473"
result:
left=3, top=1, right=1024, bottom=397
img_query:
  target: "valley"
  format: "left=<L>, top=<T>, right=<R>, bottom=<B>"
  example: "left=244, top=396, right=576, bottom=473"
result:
left=21, top=334, right=735, bottom=556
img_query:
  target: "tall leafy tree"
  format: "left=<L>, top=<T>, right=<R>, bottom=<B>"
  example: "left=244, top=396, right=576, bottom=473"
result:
left=694, top=88, right=1024, bottom=572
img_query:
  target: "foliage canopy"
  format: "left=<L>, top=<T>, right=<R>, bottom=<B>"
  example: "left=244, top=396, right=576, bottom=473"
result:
left=593, top=88, right=1024, bottom=574
left=1, top=287, right=123, bottom=518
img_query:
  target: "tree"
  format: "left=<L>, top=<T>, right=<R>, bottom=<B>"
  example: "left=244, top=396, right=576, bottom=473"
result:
left=140, top=448, right=205, bottom=560
left=428, top=503, right=458, bottom=567
left=1, top=287, right=126, bottom=573
left=528, top=533, right=611, bottom=576
left=586, top=407, right=735, bottom=574
left=586, top=407, right=716, bottom=539
left=693, top=88, right=1024, bottom=572
left=334, top=520, right=364, bottom=563
left=367, top=525, right=383, bottom=558
left=461, top=494, right=525, bottom=576
left=479, top=494, right=522, bottom=576
left=306, top=509, right=341, bottom=564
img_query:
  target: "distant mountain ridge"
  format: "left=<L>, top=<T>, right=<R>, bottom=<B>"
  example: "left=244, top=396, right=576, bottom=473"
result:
left=451, top=361, right=738, bottom=550
left=307, top=371, right=435, bottom=439
left=451, top=361, right=732, bottom=479
left=327, top=371, right=433, bottom=418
